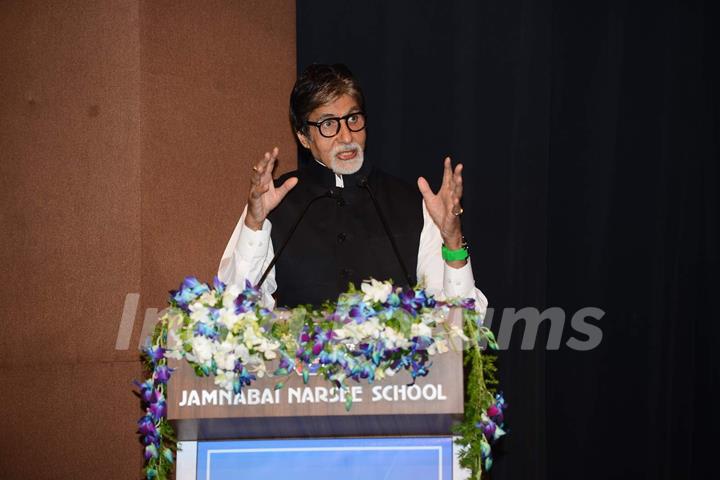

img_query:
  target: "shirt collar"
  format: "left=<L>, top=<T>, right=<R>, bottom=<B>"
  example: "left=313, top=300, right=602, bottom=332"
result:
left=305, top=157, right=372, bottom=190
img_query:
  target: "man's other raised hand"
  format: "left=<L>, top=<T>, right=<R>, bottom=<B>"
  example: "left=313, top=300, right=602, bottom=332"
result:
left=417, top=156, right=464, bottom=250
left=244, top=147, right=298, bottom=231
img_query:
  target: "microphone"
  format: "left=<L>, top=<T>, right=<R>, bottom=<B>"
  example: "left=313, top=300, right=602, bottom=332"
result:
left=357, top=176, right=414, bottom=287
left=256, top=188, right=336, bottom=289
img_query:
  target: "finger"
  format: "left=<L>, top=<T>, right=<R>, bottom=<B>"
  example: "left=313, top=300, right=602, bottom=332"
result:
left=453, top=163, right=464, bottom=198
left=251, top=152, right=270, bottom=182
left=453, top=181, right=463, bottom=201
left=453, top=163, right=463, bottom=181
left=261, top=151, right=272, bottom=166
left=255, top=149, right=277, bottom=184
left=264, top=147, right=281, bottom=182
left=417, top=176, right=434, bottom=200
left=276, top=176, right=298, bottom=199
left=267, top=147, right=279, bottom=170
left=250, top=167, right=262, bottom=185
left=255, top=151, right=272, bottom=173
left=441, top=156, right=453, bottom=189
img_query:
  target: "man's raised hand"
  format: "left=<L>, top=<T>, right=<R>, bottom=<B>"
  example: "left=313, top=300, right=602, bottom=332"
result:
left=417, top=156, right=464, bottom=250
left=244, top=147, right=298, bottom=231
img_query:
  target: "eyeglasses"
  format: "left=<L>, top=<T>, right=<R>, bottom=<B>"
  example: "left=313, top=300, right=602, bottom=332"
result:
left=305, top=112, right=367, bottom=138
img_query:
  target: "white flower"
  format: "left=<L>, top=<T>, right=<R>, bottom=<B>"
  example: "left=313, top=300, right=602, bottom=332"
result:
left=214, top=370, right=235, bottom=390
left=190, top=335, right=214, bottom=364
left=215, top=350, right=237, bottom=371
left=383, top=326, right=412, bottom=349
left=420, top=311, right=439, bottom=325
left=360, top=318, right=382, bottom=339
left=218, top=307, right=240, bottom=330
left=428, top=338, right=449, bottom=355
left=411, top=322, right=433, bottom=338
left=222, top=283, right=242, bottom=308
left=164, top=348, right=184, bottom=360
left=341, top=317, right=382, bottom=342
left=247, top=362, right=267, bottom=378
left=449, top=325, right=469, bottom=342
left=236, top=344, right=251, bottom=363
left=189, top=302, right=211, bottom=323
left=263, top=348, right=277, bottom=360
left=243, top=325, right=264, bottom=348
left=361, top=279, right=392, bottom=303
left=199, top=291, right=217, bottom=306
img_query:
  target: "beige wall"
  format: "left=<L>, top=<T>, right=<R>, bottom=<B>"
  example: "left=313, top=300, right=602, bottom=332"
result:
left=0, top=1, right=296, bottom=477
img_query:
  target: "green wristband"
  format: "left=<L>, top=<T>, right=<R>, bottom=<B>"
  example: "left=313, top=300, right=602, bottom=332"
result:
left=442, top=244, right=469, bottom=262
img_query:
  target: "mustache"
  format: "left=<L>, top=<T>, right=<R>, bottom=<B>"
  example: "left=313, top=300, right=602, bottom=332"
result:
left=332, top=143, right=363, bottom=155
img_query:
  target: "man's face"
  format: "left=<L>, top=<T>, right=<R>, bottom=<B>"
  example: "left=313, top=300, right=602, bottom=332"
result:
left=297, top=94, right=367, bottom=175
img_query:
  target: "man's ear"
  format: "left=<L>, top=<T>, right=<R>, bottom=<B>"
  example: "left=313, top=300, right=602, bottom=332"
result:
left=296, top=130, right=311, bottom=149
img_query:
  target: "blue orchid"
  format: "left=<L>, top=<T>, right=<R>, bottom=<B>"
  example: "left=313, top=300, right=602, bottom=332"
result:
left=348, top=363, right=375, bottom=382
left=134, top=379, right=155, bottom=403
left=234, top=280, right=260, bottom=313
left=313, top=326, right=335, bottom=353
left=412, top=336, right=434, bottom=351
left=319, top=349, right=349, bottom=368
left=144, top=345, right=165, bottom=365
left=144, top=443, right=159, bottom=461
left=400, top=288, right=436, bottom=315
left=410, top=359, right=430, bottom=379
left=170, top=276, right=210, bottom=311
left=212, top=276, right=226, bottom=295
left=137, top=414, right=159, bottom=445
left=153, top=365, right=173, bottom=384
left=475, top=391, right=508, bottom=448
left=460, top=297, right=476, bottom=310
left=279, top=354, right=294, bottom=370
left=332, top=293, right=377, bottom=324
left=149, top=395, right=167, bottom=421
left=232, top=363, right=256, bottom=393
left=193, top=321, right=219, bottom=340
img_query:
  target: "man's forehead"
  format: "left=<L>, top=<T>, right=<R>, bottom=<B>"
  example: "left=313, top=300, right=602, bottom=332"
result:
left=311, top=94, right=360, bottom=119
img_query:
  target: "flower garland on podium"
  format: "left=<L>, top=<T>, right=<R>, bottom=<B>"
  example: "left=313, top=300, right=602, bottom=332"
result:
left=135, top=277, right=506, bottom=480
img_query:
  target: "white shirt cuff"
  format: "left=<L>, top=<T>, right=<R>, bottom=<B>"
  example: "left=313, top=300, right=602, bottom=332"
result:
left=236, top=219, right=272, bottom=260
left=443, top=258, right=476, bottom=298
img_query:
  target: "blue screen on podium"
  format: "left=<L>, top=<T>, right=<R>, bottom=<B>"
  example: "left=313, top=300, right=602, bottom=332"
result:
left=196, top=437, right=453, bottom=480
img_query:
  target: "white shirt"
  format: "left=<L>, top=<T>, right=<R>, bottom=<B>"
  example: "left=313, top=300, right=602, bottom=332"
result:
left=218, top=175, right=488, bottom=312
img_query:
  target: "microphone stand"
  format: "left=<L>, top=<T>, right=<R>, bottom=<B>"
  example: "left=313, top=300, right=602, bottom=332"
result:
left=256, top=189, right=335, bottom=289
left=357, top=177, right=414, bottom=287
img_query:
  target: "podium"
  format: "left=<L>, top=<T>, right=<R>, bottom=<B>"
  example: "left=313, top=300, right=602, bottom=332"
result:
left=167, top=310, right=465, bottom=441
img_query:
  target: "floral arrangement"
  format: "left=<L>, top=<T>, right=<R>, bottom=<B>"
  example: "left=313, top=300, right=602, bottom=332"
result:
left=136, top=277, right=505, bottom=480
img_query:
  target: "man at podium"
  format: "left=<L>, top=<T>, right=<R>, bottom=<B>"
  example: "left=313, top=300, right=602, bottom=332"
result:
left=218, top=64, right=487, bottom=311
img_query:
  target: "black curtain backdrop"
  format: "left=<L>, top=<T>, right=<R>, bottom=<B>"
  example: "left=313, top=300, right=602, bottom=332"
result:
left=297, top=1, right=718, bottom=479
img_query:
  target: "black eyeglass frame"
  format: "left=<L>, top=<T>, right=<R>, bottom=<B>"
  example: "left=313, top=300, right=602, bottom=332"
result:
left=304, top=112, right=367, bottom=138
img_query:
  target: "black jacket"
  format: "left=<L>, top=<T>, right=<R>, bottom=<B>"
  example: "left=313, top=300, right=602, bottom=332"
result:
left=267, top=160, right=424, bottom=307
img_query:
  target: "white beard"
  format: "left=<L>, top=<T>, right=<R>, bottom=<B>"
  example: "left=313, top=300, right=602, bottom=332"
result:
left=329, top=142, right=364, bottom=175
